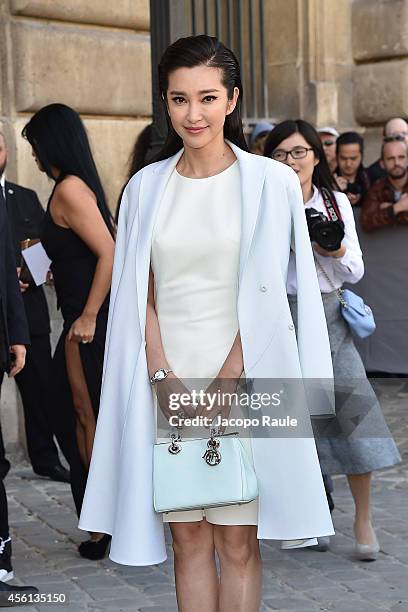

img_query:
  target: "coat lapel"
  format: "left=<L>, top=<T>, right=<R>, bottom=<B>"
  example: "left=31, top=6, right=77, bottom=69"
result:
left=227, top=142, right=267, bottom=282
left=135, top=150, right=183, bottom=337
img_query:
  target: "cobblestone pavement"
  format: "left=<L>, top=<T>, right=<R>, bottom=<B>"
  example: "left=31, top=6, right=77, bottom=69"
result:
left=3, top=380, right=407, bottom=611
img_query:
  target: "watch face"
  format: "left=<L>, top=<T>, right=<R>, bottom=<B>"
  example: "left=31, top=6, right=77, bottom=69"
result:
left=156, top=370, right=166, bottom=380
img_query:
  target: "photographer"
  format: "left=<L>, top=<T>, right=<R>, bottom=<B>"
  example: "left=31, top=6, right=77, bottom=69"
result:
left=334, top=132, right=370, bottom=207
left=264, top=120, right=401, bottom=559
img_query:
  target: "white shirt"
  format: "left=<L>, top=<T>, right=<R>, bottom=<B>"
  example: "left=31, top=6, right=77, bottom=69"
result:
left=286, top=186, right=364, bottom=294
left=0, top=173, right=5, bottom=199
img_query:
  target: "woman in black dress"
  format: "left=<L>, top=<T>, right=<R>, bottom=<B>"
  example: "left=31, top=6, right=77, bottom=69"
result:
left=23, top=104, right=115, bottom=559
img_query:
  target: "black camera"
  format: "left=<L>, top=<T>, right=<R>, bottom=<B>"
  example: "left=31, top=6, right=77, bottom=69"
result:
left=305, top=208, right=345, bottom=251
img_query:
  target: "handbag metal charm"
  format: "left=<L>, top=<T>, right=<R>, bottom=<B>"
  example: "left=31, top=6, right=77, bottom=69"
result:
left=203, top=434, right=222, bottom=466
left=168, top=433, right=182, bottom=455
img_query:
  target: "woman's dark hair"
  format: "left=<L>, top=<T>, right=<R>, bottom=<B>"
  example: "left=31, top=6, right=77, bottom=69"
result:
left=22, top=103, right=114, bottom=235
left=114, top=123, right=153, bottom=223
left=128, top=123, right=153, bottom=178
left=264, top=119, right=339, bottom=198
left=153, top=34, right=248, bottom=162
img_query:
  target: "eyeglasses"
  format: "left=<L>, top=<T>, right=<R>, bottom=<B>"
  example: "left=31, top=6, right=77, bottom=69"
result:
left=322, top=140, right=336, bottom=147
left=383, top=134, right=406, bottom=143
left=271, top=146, right=313, bottom=162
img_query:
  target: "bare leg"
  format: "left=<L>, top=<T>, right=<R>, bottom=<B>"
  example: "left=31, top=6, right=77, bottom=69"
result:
left=65, top=337, right=96, bottom=466
left=347, top=472, right=377, bottom=544
left=65, top=337, right=102, bottom=542
left=170, top=520, right=218, bottom=612
left=214, top=525, right=261, bottom=612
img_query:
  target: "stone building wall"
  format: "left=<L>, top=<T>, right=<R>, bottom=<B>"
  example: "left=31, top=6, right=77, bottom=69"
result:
left=352, top=0, right=408, bottom=162
left=264, top=0, right=407, bottom=164
left=1, top=0, right=151, bottom=207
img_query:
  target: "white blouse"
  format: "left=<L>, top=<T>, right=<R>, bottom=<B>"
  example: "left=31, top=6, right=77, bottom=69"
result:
left=286, top=186, right=364, bottom=295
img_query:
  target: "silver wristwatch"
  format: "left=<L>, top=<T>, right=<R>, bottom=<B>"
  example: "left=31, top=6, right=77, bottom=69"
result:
left=150, top=368, right=172, bottom=385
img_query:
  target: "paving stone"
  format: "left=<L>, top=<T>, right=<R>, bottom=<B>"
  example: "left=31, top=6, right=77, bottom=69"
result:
left=263, top=595, right=321, bottom=610
left=138, top=607, right=178, bottom=612
left=75, top=575, right=126, bottom=590
left=390, top=603, right=408, bottom=612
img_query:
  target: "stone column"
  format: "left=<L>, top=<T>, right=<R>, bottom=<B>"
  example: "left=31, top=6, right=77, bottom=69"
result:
left=264, top=0, right=353, bottom=129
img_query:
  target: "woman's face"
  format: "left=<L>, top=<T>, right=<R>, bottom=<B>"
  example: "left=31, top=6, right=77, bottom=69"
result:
left=272, top=133, right=318, bottom=188
left=165, top=65, right=239, bottom=150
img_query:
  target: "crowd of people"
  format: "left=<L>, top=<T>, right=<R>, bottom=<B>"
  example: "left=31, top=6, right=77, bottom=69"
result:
left=0, top=33, right=404, bottom=610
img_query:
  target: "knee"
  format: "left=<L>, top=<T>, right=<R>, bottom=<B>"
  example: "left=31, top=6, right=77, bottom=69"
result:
left=172, top=523, right=213, bottom=561
left=215, top=531, right=260, bottom=571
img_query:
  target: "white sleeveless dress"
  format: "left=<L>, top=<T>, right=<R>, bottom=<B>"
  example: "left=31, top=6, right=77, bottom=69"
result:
left=151, top=160, right=258, bottom=525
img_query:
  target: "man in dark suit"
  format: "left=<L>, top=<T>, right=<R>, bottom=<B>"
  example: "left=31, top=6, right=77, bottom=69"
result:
left=0, top=156, right=38, bottom=595
left=0, top=133, right=68, bottom=483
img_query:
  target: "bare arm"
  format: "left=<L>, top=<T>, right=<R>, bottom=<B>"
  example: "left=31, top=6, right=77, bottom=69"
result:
left=218, top=332, right=244, bottom=379
left=145, top=266, right=171, bottom=377
left=145, top=266, right=195, bottom=421
left=53, top=177, right=115, bottom=342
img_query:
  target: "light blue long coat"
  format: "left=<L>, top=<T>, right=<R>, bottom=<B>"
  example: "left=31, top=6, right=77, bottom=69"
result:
left=79, top=143, right=335, bottom=566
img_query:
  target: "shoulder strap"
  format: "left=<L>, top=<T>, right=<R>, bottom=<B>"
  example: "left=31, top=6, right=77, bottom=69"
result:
left=314, top=257, right=347, bottom=308
left=320, top=187, right=343, bottom=223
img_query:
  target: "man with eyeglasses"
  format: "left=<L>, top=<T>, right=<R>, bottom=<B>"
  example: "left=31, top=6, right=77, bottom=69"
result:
left=317, top=126, right=339, bottom=174
left=367, top=117, right=408, bottom=184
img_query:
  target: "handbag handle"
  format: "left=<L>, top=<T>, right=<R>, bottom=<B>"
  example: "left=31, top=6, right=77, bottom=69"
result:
left=167, top=429, right=238, bottom=466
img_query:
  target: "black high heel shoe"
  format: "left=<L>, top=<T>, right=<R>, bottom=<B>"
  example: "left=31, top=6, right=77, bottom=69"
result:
left=78, top=534, right=111, bottom=560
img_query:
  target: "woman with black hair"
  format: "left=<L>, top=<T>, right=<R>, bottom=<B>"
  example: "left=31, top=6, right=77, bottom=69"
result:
left=23, top=104, right=115, bottom=560
left=264, top=120, right=401, bottom=561
left=79, top=36, right=335, bottom=609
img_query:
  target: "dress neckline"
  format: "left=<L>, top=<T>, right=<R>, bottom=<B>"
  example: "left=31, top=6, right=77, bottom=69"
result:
left=175, top=159, right=238, bottom=181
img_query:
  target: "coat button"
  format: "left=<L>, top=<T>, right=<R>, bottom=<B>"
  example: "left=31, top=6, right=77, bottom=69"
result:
left=259, top=285, right=267, bottom=292
left=288, top=323, right=295, bottom=330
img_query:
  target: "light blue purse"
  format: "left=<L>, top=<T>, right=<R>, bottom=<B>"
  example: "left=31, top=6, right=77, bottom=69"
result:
left=339, top=288, right=376, bottom=338
left=153, top=430, right=258, bottom=513
left=316, top=260, right=376, bottom=338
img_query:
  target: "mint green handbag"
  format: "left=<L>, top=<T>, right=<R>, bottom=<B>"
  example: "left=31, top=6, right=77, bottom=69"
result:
left=153, top=430, right=259, bottom=513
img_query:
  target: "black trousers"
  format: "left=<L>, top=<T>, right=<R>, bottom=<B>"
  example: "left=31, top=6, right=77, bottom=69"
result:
left=13, top=335, right=60, bottom=471
left=0, top=375, right=10, bottom=540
